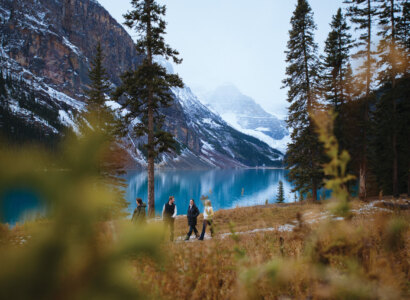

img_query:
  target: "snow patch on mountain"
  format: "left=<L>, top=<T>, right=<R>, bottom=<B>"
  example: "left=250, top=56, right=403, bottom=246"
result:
left=63, top=37, right=82, bottom=57
left=58, top=110, right=78, bottom=133
left=8, top=100, right=59, bottom=134
left=221, top=112, right=290, bottom=153
left=202, top=118, right=221, bottom=128
left=44, top=86, right=84, bottom=110
left=201, top=140, right=215, bottom=153
left=199, top=84, right=290, bottom=153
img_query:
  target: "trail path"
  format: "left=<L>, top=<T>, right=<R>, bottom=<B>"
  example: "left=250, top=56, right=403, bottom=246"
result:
left=176, top=200, right=395, bottom=242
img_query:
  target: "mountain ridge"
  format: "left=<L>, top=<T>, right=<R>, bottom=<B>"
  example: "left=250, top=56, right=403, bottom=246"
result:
left=198, top=84, right=290, bottom=153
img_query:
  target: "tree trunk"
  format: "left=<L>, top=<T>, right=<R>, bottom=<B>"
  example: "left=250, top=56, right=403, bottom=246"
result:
left=147, top=107, right=155, bottom=217
left=359, top=97, right=368, bottom=201
left=390, top=0, right=399, bottom=198
left=392, top=96, right=398, bottom=198
left=359, top=0, right=372, bottom=201
left=146, top=1, right=155, bottom=217
left=408, top=162, right=410, bottom=197
left=359, top=159, right=367, bottom=200
left=392, top=133, right=398, bottom=198
left=312, top=180, right=317, bottom=202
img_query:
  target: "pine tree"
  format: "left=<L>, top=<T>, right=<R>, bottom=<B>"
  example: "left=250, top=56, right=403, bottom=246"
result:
left=396, top=1, right=410, bottom=72
left=283, top=0, right=324, bottom=201
left=83, top=42, right=118, bottom=132
left=323, top=8, right=353, bottom=109
left=375, top=0, right=406, bottom=197
left=322, top=8, right=354, bottom=150
left=276, top=180, right=285, bottom=203
left=343, top=0, right=378, bottom=200
left=377, top=0, right=406, bottom=83
left=81, top=43, right=128, bottom=217
left=115, top=0, right=183, bottom=217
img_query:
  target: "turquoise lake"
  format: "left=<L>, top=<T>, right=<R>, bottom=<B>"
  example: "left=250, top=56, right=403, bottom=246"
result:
left=125, top=169, right=296, bottom=217
left=1, top=169, right=297, bottom=225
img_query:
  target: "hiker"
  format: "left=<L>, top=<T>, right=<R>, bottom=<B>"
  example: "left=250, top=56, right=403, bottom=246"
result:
left=198, top=200, right=214, bottom=240
left=131, top=198, right=146, bottom=224
left=185, top=199, right=200, bottom=240
left=162, top=196, right=177, bottom=241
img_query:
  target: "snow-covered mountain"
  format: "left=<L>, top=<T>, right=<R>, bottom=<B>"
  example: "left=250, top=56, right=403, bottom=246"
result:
left=199, top=84, right=290, bottom=153
left=0, top=0, right=284, bottom=168
left=161, top=86, right=283, bottom=168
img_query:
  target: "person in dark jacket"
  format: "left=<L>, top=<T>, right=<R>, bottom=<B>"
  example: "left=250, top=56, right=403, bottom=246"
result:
left=162, top=196, right=177, bottom=241
left=185, top=199, right=200, bottom=240
left=131, top=198, right=146, bottom=224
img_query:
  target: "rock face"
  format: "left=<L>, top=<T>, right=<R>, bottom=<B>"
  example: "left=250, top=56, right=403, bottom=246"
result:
left=1, top=0, right=140, bottom=99
left=0, top=0, right=284, bottom=168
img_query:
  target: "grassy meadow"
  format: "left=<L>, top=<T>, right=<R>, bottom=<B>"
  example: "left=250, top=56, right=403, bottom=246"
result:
left=131, top=199, right=410, bottom=299
left=3, top=198, right=408, bottom=299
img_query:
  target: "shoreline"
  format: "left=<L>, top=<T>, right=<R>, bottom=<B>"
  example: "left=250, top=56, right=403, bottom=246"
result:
left=124, top=166, right=286, bottom=171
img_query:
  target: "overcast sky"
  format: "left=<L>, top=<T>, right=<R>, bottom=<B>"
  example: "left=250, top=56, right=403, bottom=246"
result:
left=98, top=0, right=345, bottom=118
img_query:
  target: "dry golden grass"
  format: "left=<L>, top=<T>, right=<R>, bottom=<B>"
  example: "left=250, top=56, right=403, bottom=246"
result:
left=131, top=200, right=410, bottom=300
left=2, top=199, right=408, bottom=299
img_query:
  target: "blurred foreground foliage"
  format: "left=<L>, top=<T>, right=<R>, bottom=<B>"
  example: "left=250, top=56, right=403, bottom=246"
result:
left=0, top=128, right=164, bottom=299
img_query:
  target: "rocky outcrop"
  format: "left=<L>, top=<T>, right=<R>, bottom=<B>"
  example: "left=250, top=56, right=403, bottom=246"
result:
left=1, top=0, right=140, bottom=99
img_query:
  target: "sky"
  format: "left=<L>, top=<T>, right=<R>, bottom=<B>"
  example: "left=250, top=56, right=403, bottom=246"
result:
left=98, top=0, right=346, bottom=118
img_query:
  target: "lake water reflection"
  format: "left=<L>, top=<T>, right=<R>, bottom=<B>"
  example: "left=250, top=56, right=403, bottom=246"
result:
left=125, top=169, right=296, bottom=217
left=2, top=169, right=297, bottom=225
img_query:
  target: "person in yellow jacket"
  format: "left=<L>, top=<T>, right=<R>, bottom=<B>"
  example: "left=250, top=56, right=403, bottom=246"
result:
left=198, top=200, right=214, bottom=240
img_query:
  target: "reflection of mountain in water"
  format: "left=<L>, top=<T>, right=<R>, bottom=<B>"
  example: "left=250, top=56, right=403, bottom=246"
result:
left=125, top=169, right=295, bottom=216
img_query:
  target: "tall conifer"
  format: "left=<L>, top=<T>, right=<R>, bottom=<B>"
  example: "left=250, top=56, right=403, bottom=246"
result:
left=322, top=8, right=354, bottom=150
left=283, top=0, right=323, bottom=201
left=84, top=42, right=116, bottom=131
left=115, top=0, right=183, bottom=217
left=377, top=0, right=406, bottom=82
left=82, top=43, right=128, bottom=217
left=343, top=0, right=378, bottom=200
left=396, top=1, right=410, bottom=71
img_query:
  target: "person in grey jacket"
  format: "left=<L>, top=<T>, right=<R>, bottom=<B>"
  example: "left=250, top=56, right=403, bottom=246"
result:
left=131, top=198, right=146, bottom=224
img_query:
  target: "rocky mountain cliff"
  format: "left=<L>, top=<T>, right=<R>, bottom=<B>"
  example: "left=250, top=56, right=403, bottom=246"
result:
left=0, top=0, right=284, bottom=168
left=1, top=0, right=140, bottom=98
